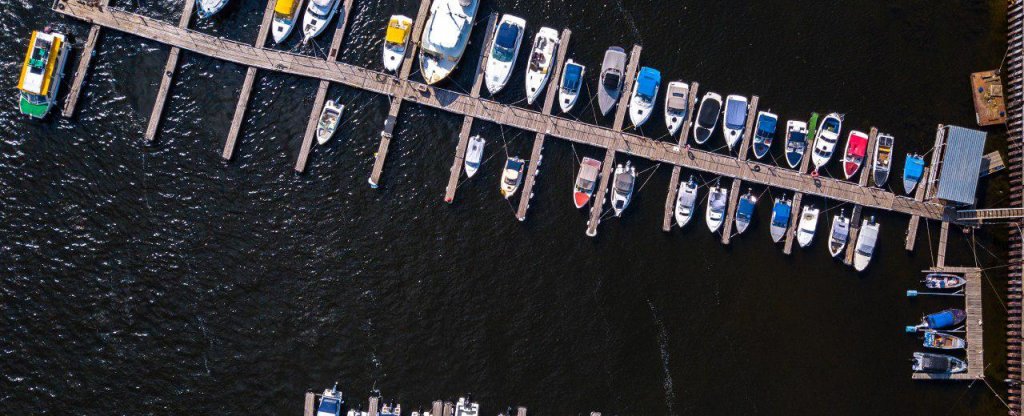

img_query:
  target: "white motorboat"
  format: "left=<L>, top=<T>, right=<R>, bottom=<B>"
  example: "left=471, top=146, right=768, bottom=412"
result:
left=382, top=15, right=413, bottom=72
left=611, top=161, right=636, bottom=217
left=524, top=27, right=559, bottom=104
left=597, top=47, right=626, bottom=116
left=796, top=205, right=819, bottom=248
left=558, top=59, right=584, bottom=113
left=734, top=188, right=757, bottom=234
left=722, top=94, right=748, bottom=150
left=692, top=92, right=722, bottom=144
left=463, top=135, right=485, bottom=178
left=418, top=0, right=480, bottom=85
left=664, top=81, right=690, bottom=136
left=853, top=216, right=879, bottom=271
left=271, top=0, right=303, bottom=43
left=484, top=14, right=526, bottom=95
left=301, top=0, right=340, bottom=43
left=628, top=67, right=660, bottom=127
left=674, top=175, right=698, bottom=228
left=454, top=398, right=479, bottom=416
left=197, top=0, right=230, bottom=18
left=500, top=157, right=525, bottom=198
left=811, top=112, right=843, bottom=170
left=573, top=157, right=602, bottom=209
left=706, top=182, right=728, bottom=233
left=828, top=209, right=850, bottom=257
left=316, top=99, right=343, bottom=145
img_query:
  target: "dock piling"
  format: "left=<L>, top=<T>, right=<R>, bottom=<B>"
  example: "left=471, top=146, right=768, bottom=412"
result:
left=843, top=205, right=864, bottom=266
left=304, top=392, right=316, bottom=416
left=61, top=0, right=111, bottom=118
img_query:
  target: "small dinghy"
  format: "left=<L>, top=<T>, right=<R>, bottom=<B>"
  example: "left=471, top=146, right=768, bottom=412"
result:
left=853, top=216, right=879, bottom=272
left=317, top=384, right=344, bottom=416
left=903, top=153, right=925, bottom=195
left=463, top=135, right=485, bottom=178
left=706, top=182, right=728, bottom=233
left=573, top=157, right=602, bottom=209
left=611, top=161, right=636, bottom=217
left=558, top=60, right=584, bottom=113
left=597, top=47, right=627, bottom=116
left=907, top=309, right=967, bottom=332
left=770, top=195, right=791, bottom=243
left=842, top=130, right=869, bottom=179
left=301, top=0, right=340, bottom=43
left=197, top=0, right=230, bottom=18
left=811, top=112, right=843, bottom=171
left=382, top=15, right=413, bottom=71
left=751, top=111, right=778, bottom=159
left=692, top=92, right=723, bottom=144
left=923, top=331, right=966, bottom=350
left=784, top=120, right=809, bottom=168
left=524, top=27, right=559, bottom=105
left=316, top=99, right=344, bottom=145
left=796, top=205, right=819, bottom=248
left=872, top=133, right=894, bottom=187
left=629, top=67, right=661, bottom=127
left=664, top=81, right=690, bottom=136
left=923, top=273, right=967, bottom=289
left=271, top=0, right=304, bottom=43
left=500, top=157, right=526, bottom=199
left=722, top=95, right=749, bottom=150
left=674, top=175, right=698, bottom=228
left=734, top=188, right=757, bottom=235
left=912, top=352, right=967, bottom=374
left=484, top=14, right=526, bottom=95
left=828, top=209, right=850, bottom=257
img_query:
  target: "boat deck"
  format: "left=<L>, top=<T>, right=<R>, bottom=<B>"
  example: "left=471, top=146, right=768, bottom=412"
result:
left=971, top=70, right=1007, bottom=126
left=911, top=266, right=984, bottom=381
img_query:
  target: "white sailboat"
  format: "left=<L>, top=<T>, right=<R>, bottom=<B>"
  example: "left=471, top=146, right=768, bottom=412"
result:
left=463, top=135, right=485, bottom=178
left=418, top=0, right=480, bottom=85
left=674, top=175, right=698, bottom=228
left=524, top=27, right=559, bottom=104
left=301, top=0, right=340, bottom=43
left=796, top=205, right=819, bottom=248
left=484, top=14, right=526, bottom=95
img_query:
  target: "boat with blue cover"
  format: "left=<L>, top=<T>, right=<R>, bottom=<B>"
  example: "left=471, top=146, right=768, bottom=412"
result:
left=317, top=384, right=344, bottom=416
left=751, top=111, right=778, bottom=159
left=784, top=120, right=808, bottom=168
left=906, top=308, right=967, bottom=332
left=558, top=59, right=584, bottom=113
left=629, top=67, right=661, bottom=127
left=484, top=14, right=526, bottom=95
left=722, top=95, right=749, bottom=150
left=903, top=153, right=925, bottom=195
left=734, top=188, right=757, bottom=234
left=770, top=195, right=791, bottom=242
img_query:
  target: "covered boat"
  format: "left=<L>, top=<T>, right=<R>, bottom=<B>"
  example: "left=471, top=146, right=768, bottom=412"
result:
left=811, top=112, right=843, bottom=170
left=524, top=27, right=559, bottom=104
left=706, top=183, right=728, bottom=233
left=558, top=60, right=584, bottom=113
left=842, top=130, right=869, bottom=179
left=903, top=153, right=925, bottom=195
left=317, top=384, right=344, bottom=416
left=17, top=30, right=70, bottom=119
left=463, top=135, right=485, bottom=178
left=484, top=14, right=526, bottom=95
left=197, top=0, right=230, bottom=18
left=664, top=81, right=690, bottom=136
left=573, top=157, right=602, bottom=209
left=418, top=0, right=480, bottom=85
left=923, top=273, right=967, bottom=290
left=454, top=398, right=479, bottom=416
left=796, top=205, right=819, bottom=248
left=692, top=92, right=723, bottom=144
left=751, top=111, right=778, bottom=159
left=734, top=188, right=757, bottom=234
left=597, top=47, right=626, bottom=116
left=770, top=196, right=791, bottom=243
left=500, top=157, right=525, bottom=198
left=872, top=133, right=894, bottom=187
left=674, top=175, right=699, bottom=228
left=316, top=100, right=344, bottom=145
left=629, top=67, right=661, bottom=127
left=722, top=95, right=749, bottom=150
left=907, top=309, right=967, bottom=332
left=923, top=331, right=966, bottom=350
left=271, top=0, right=304, bottom=44
left=784, top=120, right=809, bottom=168
left=611, top=161, right=636, bottom=217
left=912, top=352, right=967, bottom=374
left=828, top=209, right=849, bottom=257
left=853, top=216, right=878, bottom=272
left=301, top=0, right=340, bottom=42
left=382, top=15, right=413, bottom=71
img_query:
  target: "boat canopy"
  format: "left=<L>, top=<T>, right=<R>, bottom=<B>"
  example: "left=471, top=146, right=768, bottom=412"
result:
left=833, top=219, right=849, bottom=239
left=425, top=2, right=472, bottom=50
left=848, top=133, right=868, bottom=157
left=495, top=22, right=520, bottom=49
left=737, top=197, right=755, bottom=220
left=697, top=99, right=721, bottom=126
left=710, top=191, right=727, bottom=211
left=579, top=159, right=601, bottom=181
left=18, top=31, right=62, bottom=96
left=274, top=0, right=297, bottom=14
left=772, top=202, right=791, bottom=226
left=317, top=397, right=341, bottom=415
left=614, top=171, right=635, bottom=191
left=636, top=67, right=660, bottom=99
left=904, top=155, right=925, bottom=180
left=925, top=309, right=963, bottom=329
left=918, top=354, right=957, bottom=372
left=386, top=18, right=411, bottom=44
left=562, top=64, right=583, bottom=89
left=667, top=87, right=687, bottom=110
left=679, top=187, right=697, bottom=207
left=725, top=98, right=748, bottom=128
left=757, top=114, right=777, bottom=136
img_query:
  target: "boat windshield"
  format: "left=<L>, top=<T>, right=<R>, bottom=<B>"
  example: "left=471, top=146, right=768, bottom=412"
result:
left=602, top=70, right=620, bottom=90
left=309, top=0, right=333, bottom=17
left=725, top=99, right=747, bottom=129
left=576, top=178, right=595, bottom=191
left=614, top=175, right=634, bottom=193
left=21, top=91, right=47, bottom=105
left=789, top=131, right=806, bottom=144
left=492, top=23, right=519, bottom=62
left=698, top=100, right=721, bottom=126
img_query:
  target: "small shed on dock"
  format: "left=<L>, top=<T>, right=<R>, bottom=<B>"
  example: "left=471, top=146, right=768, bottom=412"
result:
left=935, top=125, right=987, bottom=206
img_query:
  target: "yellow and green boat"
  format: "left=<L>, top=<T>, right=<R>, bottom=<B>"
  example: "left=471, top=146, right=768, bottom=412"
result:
left=17, top=30, right=70, bottom=119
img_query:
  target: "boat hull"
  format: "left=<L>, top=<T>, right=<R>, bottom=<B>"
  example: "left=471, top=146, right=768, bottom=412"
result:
left=674, top=181, right=697, bottom=228
left=573, top=191, right=591, bottom=209
left=197, top=0, right=230, bottom=18
left=464, top=136, right=485, bottom=178
left=524, top=28, right=559, bottom=105
left=796, top=207, right=819, bottom=248
left=301, top=0, right=339, bottom=42
left=484, top=15, right=525, bottom=95
left=692, top=92, right=722, bottom=145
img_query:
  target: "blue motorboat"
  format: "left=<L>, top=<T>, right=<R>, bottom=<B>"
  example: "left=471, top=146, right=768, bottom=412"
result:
left=784, top=120, right=808, bottom=168
left=734, top=188, right=757, bottom=234
left=905, top=308, right=966, bottom=332
left=903, top=153, right=925, bottom=195
left=629, top=66, right=661, bottom=127
left=317, top=384, right=344, bottom=416
left=752, top=111, right=778, bottom=159
left=769, top=196, right=791, bottom=242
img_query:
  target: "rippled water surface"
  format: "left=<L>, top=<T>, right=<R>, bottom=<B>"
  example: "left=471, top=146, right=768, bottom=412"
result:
left=0, top=0, right=1014, bottom=414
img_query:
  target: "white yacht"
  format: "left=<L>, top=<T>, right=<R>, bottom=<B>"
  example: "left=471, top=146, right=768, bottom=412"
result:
left=811, top=112, right=843, bottom=170
left=301, top=0, right=340, bottom=43
left=722, top=94, right=748, bottom=150
left=197, top=0, right=230, bottom=18
left=464, top=135, right=485, bottom=178
left=484, top=15, right=526, bottom=95
left=853, top=217, right=879, bottom=272
left=524, top=27, right=559, bottom=104
left=382, top=15, right=413, bottom=72
left=796, top=205, right=819, bottom=248
left=418, top=0, right=481, bottom=85
left=674, top=175, right=698, bottom=228
left=611, top=161, right=636, bottom=217
left=271, top=0, right=303, bottom=43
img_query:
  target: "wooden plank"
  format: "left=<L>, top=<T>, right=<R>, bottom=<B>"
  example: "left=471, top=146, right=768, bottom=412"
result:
left=304, top=392, right=316, bottom=416
left=221, top=0, right=277, bottom=160
left=62, top=1, right=108, bottom=119
left=924, top=125, right=946, bottom=200
left=782, top=192, right=804, bottom=254
left=143, top=0, right=194, bottom=142
left=432, top=401, right=443, bottom=416
left=936, top=221, right=950, bottom=267
left=368, top=396, right=379, bottom=416
left=661, top=82, right=698, bottom=231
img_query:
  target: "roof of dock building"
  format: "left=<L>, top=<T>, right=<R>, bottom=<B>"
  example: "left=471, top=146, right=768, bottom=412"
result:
left=936, top=125, right=986, bottom=206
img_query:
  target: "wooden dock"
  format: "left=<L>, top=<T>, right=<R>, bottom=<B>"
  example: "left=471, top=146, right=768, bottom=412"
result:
left=906, top=125, right=946, bottom=250
left=912, top=266, right=984, bottom=380
left=586, top=45, right=641, bottom=237
left=782, top=120, right=817, bottom=254
left=61, top=0, right=110, bottom=118
left=142, top=0, right=194, bottom=142
left=304, top=392, right=316, bottom=416
left=720, top=96, right=759, bottom=245
left=660, top=82, right=699, bottom=231
left=367, top=395, right=380, bottom=416
left=221, top=0, right=277, bottom=160
left=515, top=29, right=573, bottom=220
left=904, top=166, right=931, bottom=250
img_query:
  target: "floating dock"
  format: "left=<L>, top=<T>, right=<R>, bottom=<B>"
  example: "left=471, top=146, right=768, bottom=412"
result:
left=911, top=267, right=984, bottom=381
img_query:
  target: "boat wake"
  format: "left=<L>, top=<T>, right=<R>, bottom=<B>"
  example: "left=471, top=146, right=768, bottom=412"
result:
left=647, top=299, right=676, bottom=415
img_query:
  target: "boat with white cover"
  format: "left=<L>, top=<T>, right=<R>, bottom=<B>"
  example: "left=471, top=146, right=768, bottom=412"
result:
left=692, top=92, right=722, bottom=144
left=382, top=15, right=413, bottom=71
left=811, top=112, right=843, bottom=170
left=316, top=99, right=343, bottom=145
left=597, top=47, right=626, bottom=116
left=664, top=81, right=690, bottom=136
left=828, top=209, right=849, bottom=257
left=301, top=0, right=340, bottom=42
left=463, top=135, right=485, bottom=178
left=853, top=216, right=879, bottom=271
left=271, top=0, right=303, bottom=43
left=706, top=182, right=727, bottom=233
left=524, top=27, right=559, bottom=104
left=573, top=157, right=602, bottom=209
left=418, top=0, right=480, bottom=85
left=611, top=161, right=636, bottom=217
left=796, top=205, right=819, bottom=248
left=558, top=60, right=584, bottom=113
left=722, top=95, right=748, bottom=150
left=484, top=14, right=526, bottom=95
left=674, top=175, right=698, bottom=228
left=628, top=67, right=660, bottom=127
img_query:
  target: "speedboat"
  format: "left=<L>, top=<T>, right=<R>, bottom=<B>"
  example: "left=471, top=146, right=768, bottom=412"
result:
left=382, top=15, right=413, bottom=71
left=500, top=157, right=525, bottom=198
left=418, top=0, right=481, bottom=85
left=674, top=175, right=698, bottom=228
left=301, top=0, right=340, bottom=42
left=317, top=384, right=344, bottom=416
left=783, top=120, right=808, bottom=168
left=922, top=331, right=966, bottom=350
left=484, top=14, right=526, bottom=95
left=722, top=95, right=748, bottom=150
left=853, top=216, right=878, bottom=272
left=664, top=81, right=690, bottom=136
left=454, top=397, right=479, bottom=416
left=811, top=112, right=843, bottom=170
left=17, top=29, right=70, bottom=119
left=734, top=188, right=757, bottom=234
left=796, top=205, right=819, bottom=248
left=903, top=153, right=925, bottom=195
left=923, top=273, right=967, bottom=289
left=464, top=135, right=485, bottom=178
left=524, top=27, right=559, bottom=104
left=197, top=0, right=230, bottom=18
left=706, top=182, right=728, bottom=233
left=751, top=111, right=778, bottom=159
left=558, top=60, right=584, bottom=113
left=827, top=209, right=849, bottom=257
left=872, top=133, right=894, bottom=187
left=692, top=92, right=723, bottom=144
left=906, top=309, right=967, bottom=332
left=912, top=352, right=967, bottom=374
left=628, top=67, right=660, bottom=127
left=316, top=99, right=344, bottom=145
left=842, top=130, right=869, bottom=180
left=271, top=0, right=304, bottom=43
left=769, top=195, right=791, bottom=243
left=597, top=47, right=626, bottom=116
left=611, top=161, right=636, bottom=217
left=573, top=157, right=602, bottom=208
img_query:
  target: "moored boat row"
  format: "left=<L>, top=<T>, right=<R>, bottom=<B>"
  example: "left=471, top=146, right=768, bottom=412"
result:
left=905, top=272, right=971, bottom=375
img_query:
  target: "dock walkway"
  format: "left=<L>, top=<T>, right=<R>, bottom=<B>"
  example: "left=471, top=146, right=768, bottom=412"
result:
left=912, top=266, right=984, bottom=381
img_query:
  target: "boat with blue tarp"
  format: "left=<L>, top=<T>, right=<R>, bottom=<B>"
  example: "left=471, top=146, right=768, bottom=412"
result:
left=770, top=195, right=791, bottom=242
left=734, top=188, right=757, bottom=234
left=629, top=66, right=661, bottom=127
left=903, top=153, right=925, bottom=195
left=752, top=111, right=778, bottom=159
left=906, top=308, right=966, bottom=332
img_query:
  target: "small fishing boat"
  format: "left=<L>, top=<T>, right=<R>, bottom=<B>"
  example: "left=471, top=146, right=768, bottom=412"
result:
left=923, top=273, right=967, bottom=290
left=770, top=196, right=791, bottom=243
left=382, top=15, right=413, bottom=71
left=722, top=95, right=749, bottom=150
left=463, top=135, right=485, bottom=178
left=524, top=27, right=559, bottom=105
left=783, top=120, right=809, bottom=168
left=500, top=157, right=525, bottom=198
left=923, top=331, right=966, bottom=350
left=853, top=216, right=878, bottom=272
left=558, top=60, right=584, bottom=113
left=664, top=81, right=690, bottom=136
left=629, top=67, right=661, bottom=127
left=796, top=205, right=819, bottom=248
left=907, top=309, right=967, bottom=332
left=706, top=182, right=728, bottom=233
left=271, top=0, right=304, bottom=43
left=597, top=47, right=627, bottom=116
left=811, top=112, right=843, bottom=171
left=573, top=157, right=602, bottom=209
left=454, top=397, right=479, bottom=416
left=674, top=175, right=699, bottom=228
left=828, top=209, right=850, bottom=257
left=611, top=161, right=636, bottom=217
left=17, top=29, right=71, bottom=119
left=751, top=111, right=778, bottom=159
left=734, top=188, right=757, bottom=234
left=872, top=133, right=894, bottom=187
left=301, top=0, right=340, bottom=42
left=484, top=14, right=526, bottom=95
left=692, top=92, right=723, bottom=144
left=912, top=352, right=967, bottom=374
left=316, top=99, right=344, bottom=145
left=197, top=0, right=230, bottom=18
left=379, top=403, right=401, bottom=416
left=903, top=153, right=925, bottom=195
left=842, top=130, right=869, bottom=179
left=418, top=0, right=480, bottom=85
left=317, top=384, right=344, bottom=416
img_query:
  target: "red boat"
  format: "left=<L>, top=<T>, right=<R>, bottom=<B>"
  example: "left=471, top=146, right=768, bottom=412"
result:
left=842, top=130, right=869, bottom=179
left=574, top=157, right=603, bottom=208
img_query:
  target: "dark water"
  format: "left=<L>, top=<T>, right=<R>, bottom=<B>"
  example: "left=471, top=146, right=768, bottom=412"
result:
left=1, top=0, right=1015, bottom=414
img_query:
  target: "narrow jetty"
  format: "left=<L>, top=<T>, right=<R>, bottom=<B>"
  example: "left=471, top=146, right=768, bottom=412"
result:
left=842, top=128, right=878, bottom=265
left=660, top=81, right=699, bottom=231
left=912, top=267, right=984, bottom=381
left=905, top=125, right=946, bottom=251
left=143, top=0, right=195, bottom=142
left=221, top=0, right=277, bottom=160
left=782, top=120, right=816, bottom=254
left=720, top=96, right=759, bottom=245
left=62, top=0, right=110, bottom=117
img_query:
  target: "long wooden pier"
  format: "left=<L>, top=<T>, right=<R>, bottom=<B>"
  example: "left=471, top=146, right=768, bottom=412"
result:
left=782, top=119, right=816, bottom=254
left=660, top=82, right=699, bottom=231
left=912, top=266, right=984, bottom=381
left=221, top=0, right=278, bottom=160
left=142, top=0, right=194, bottom=142
left=720, top=96, right=759, bottom=245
